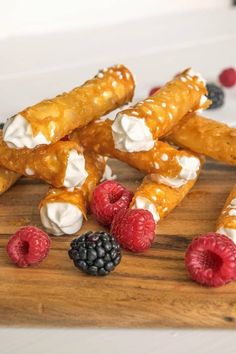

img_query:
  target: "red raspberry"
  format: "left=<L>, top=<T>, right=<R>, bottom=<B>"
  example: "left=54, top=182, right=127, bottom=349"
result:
left=111, top=208, right=155, bottom=252
left=185, top=232, right=236, bottom=287
left=149, top=86, right=161, bottom=96
left=91, top=180, right=133, bottom=226
left=60, top=135, right=69, bottom=141
left=219, top=68, right=236, bottom=88
left=6, top=226, right=51, bottom=268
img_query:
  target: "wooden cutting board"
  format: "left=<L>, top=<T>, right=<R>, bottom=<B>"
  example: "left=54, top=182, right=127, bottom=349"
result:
left=0, top=158, right=236, bottom=328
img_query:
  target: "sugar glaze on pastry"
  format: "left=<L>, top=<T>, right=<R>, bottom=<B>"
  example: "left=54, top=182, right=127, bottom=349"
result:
left=151, top=155, right=200, bottom=188
left=130, top=158, right=204, bottom=224
left=0, top=132, right=89, bottom=188
left=216, top=188, right=236, bottom=243
left=3, top=64, right=135, bottom=149
left=111, top=68, right=209, bottom=153
left=39, top=154, right=106, bottom=235
left=3, top=114, right=50, bottom=149
left=72, top=118, right=201, bottom=188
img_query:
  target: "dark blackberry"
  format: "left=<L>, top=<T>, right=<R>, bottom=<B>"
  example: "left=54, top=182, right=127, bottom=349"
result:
left=68, top=231, right=122, bottom=276
left=0, top=123, right=4, bottom=130
left=206, top=83, right=224, bottom=109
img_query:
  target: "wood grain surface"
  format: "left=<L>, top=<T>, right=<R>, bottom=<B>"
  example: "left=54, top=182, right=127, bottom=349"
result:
left=0, top=158, right=236, bottom=328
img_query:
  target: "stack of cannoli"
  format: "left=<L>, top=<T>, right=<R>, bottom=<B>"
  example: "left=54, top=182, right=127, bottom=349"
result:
left=0, top=64, right=135, bottom=234
left=1, top=64, right=234, bottom=240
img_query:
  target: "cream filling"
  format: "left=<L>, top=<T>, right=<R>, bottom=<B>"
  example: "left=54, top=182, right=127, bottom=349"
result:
left=40, top=202, right=83, bottom=236
left=187, top=68, right=208, bottom=112
left=132, top=196, right=160, bottom=222
left=3, top=114, right=51, bottom=149
left=111, top=114, right=154, bottom=152
left=199, top=95, right=208, bottom=107
left=217, top=227, right=236, bottom=243
left=221, top=198, right=236, bottom=216
left=25, top=167, right=35, bottom=176
left=152, top=155, right=200, bottom=188
left=229, top=198, right=236, bottom=206
left=111, top=69, right=207, bottom=153
left=216, top=198, right=236, bottom=242
left=197, top=95, right=208, bottom=113
left=229, top=209, right=236, bottom=217
left=227, top=198, right=236, bottom=216
left=101, top=164, right=116, bottom=182
left=187, top=68, right=206, bottom=85
left=63, top=150, right=88, bottom=188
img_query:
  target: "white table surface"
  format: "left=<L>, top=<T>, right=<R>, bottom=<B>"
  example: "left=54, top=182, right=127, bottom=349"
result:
left=0, top=8, right=236, bottom=354
left=0, top=0, right=231, bottom=38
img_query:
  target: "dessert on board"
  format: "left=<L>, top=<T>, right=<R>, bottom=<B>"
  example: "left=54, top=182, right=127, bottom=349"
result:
left=2, top=64, right=236, bottom=288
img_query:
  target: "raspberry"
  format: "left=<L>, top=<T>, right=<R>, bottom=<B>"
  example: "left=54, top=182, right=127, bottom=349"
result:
left=185, top=232, right=236, bottom=287
left=219, top=68, right=236, bottom=88
left=91, top=180, right=133, bottom=226
left=149, top=86, right=161, bottom=96
left=6, top=226, right=51, bottom=267
left=111, top=208, right=155, bottom=252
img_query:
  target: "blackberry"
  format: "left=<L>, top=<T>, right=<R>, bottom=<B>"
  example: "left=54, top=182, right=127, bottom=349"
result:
left=68, top=231, right=122, bottom=276
left=0, top=123, right=4, bottom=129
left=206, top=83, right=224, bottom=109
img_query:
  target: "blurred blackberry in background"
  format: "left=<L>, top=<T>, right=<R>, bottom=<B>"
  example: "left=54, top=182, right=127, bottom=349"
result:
left=206, top=83, right=224, bottom=109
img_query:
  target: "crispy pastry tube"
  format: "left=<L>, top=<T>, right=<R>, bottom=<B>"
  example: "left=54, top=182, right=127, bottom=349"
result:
left=3, top=64, right=135, bottom=149
left=0, top=167, right=20, bottom=195
left=167, top=113, right=236, bottom=165
left=39, top=154, right=106, bottom=235
left=71, top=119, right=201, bottom=188
left=216, top=185, right=236, bottom=242
left=130, top=159, right=204, bottom=223
left=111, top=68, right=210, bottom=152
left=0, top=132, right=90, bottom=189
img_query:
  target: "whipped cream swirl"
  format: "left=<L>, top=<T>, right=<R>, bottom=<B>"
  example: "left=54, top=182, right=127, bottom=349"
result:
left=101, top=163, right=116, bottom=181
left=40, top=202, right=83, bottom=236
left=3, top=114, right=51, bottom=149
left=63, top=150, right=88, bottom=188
left=111, top=114, right=154, bottom=152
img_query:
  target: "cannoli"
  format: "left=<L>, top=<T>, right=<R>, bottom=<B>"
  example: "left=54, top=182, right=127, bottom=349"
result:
left=130, top=159, right=204, bottom=223
left=71, top=118, right=201, bottom=188
left=3, top=64, right=135, bottom=149
left=0, top=132, right=92, bottom=189
left=167, top=113, right=236, bottom=165
left=111, top=68, right=210, bottom=152
left=39, top=154, right=106, bottom=235
left=216, top=185, right=236, bottom=242
left=0, top=167, right=20, bottom=195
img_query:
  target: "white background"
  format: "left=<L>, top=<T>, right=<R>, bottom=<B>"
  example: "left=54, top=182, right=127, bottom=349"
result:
left=0, top=0, right=232, bottom=37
